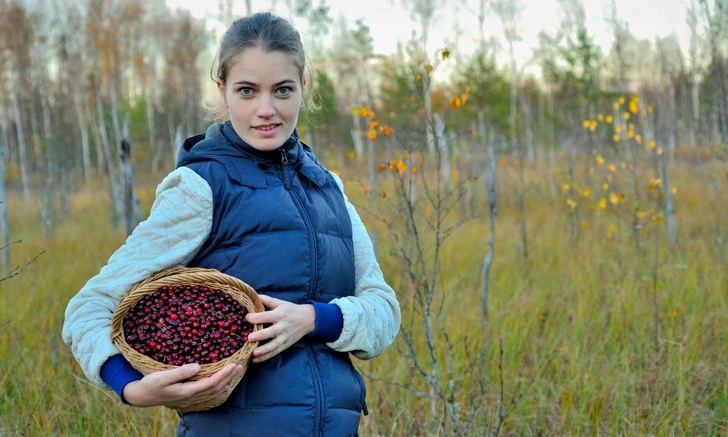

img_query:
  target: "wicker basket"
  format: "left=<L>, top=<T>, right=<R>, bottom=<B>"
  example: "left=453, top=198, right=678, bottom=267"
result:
left=111, top=267, right=264, bottom=413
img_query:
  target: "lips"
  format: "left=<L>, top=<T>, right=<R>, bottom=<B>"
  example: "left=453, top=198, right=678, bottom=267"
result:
left=252, top=123, right=281, bottom=138
left=254, top=124, right=280, bottom=131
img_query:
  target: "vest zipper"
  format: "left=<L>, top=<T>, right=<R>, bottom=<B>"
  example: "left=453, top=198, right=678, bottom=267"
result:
left=305, top=344, right=325, bottom=436
left=280, top=146, right=324, bottom=434
left=279, top=148, right=291, bottom=189
left=279, top=147, right=319, bottom=302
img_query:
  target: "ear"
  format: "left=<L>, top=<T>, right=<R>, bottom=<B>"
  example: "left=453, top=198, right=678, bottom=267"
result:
left=217, top=81, right=227, bottom=107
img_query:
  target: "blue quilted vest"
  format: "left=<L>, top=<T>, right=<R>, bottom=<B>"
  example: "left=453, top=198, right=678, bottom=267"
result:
left=174, top=123, right=365, bottom=437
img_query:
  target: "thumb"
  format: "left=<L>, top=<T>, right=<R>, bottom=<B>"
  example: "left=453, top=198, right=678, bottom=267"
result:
left=155, top=363, right=201, bottom=385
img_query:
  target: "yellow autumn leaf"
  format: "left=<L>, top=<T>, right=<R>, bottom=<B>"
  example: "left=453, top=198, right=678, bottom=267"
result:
left=597, top=114, right=604, bottom=121
left=602, top=183, right=609, bottom=190
left=606, top=115, right=613, bottom=124
left=415, top=73, right=423, bottom=82
left=629, top=100, right=638, bottom=114
left=396, top=160, right=407, bottom=175
left=424, top=64, right=433, bottom=73
left=368, top=130, right=377, bottom=141
left=609, top=192, right=619, bottom=206
left=608, top=164, right=616, bottom=172
left=450, top=97, right=462, bottom=109
left=623, top=112, right=631, bottom=120
left=649, top=140, right=656, bottom=148
left=596, top=155, right=605, bottom=165
left=613, top=134, right=620, bottom=142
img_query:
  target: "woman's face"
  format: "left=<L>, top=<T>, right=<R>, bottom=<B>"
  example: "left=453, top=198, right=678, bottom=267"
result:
left=218, top=47, right=303, bottom=152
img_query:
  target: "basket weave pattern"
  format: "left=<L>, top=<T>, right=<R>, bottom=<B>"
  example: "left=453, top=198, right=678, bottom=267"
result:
left=111, top=267, right=263, bottom=413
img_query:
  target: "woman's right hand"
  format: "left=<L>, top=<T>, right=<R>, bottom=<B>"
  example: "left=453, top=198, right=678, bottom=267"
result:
left=122, top=363, right=242, bottom=408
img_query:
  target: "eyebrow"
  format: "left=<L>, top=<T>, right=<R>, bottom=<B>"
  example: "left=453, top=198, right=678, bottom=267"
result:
left=232, top=79, right=297, bottom=87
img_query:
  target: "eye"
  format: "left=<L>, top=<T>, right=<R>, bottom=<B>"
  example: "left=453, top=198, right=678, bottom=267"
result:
left=239, top=87, right=253, bottom=96
left=277, top=86, right=291, bottom=96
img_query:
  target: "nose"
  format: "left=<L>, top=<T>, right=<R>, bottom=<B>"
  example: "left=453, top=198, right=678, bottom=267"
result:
left=256, top=95, right=276, bottom=118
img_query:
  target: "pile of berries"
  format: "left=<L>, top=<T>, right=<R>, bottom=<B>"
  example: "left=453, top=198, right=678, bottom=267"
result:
left=122, top=284, right=254, bottom=366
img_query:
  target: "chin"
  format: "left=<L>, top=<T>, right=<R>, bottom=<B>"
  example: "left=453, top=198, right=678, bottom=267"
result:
left=247, top=138, right=285, bottom=152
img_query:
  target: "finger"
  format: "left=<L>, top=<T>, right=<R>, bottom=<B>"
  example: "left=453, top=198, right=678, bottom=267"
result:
left=176, top=364, right=241, bottom=397
left=258, top=294, right=285, bottom=309
left=246, top=320, right=284, bottom=343
left=245, top=309, right=277, bottom=325
left=153, top=363, right=201, bottom=386
left=251, top=335, right=292, bottom=363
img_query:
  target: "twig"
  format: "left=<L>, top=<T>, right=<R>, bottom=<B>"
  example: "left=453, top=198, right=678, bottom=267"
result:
left=16, top=372, right=50, bottom=437
left=0, top=250, right=46, bottom=284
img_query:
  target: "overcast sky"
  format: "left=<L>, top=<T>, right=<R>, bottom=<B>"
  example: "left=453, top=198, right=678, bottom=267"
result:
left=166, top=0, right=694, bottom=74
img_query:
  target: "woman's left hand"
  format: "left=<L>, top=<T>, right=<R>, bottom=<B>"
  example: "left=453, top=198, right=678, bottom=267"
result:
left=245, top=295, right=315, bottom=363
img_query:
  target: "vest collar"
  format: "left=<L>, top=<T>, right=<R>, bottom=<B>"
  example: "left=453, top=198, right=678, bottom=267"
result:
left=179, top=123, right=328, bottom=189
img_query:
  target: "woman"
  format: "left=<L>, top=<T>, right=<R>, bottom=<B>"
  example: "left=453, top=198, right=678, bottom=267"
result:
left=62, top=12, right=400, bottom=437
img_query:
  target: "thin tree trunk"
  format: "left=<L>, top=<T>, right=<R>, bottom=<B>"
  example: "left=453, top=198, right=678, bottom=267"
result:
left=73, top=92, right=91, bottom=181
left=479, top=111, right=497, bottom=325
left=688, top=0, right=701, bottom=148
left=668, top=81, right=677, bottom=162
left=145, top=86, right=157, bottom=153
left=520, top=87, right=535, bottom=162
left=0, top=122, right=8, bottom=277
left=122, top=114, right=134, bottom=237
left=351, top=113, right=364, bottom=158
left=434, top=112, right=451, bottom=192
left=659, top=152, right=677, bottom=251
left=10, top=86, right=30, bottom=204
left=110, top=77, right=123, bottom=149
left=95, top=71, right=122, bottom=228
left=39, top=76, right=54, bottom=237
left=173, top=124, right=183, bottom=165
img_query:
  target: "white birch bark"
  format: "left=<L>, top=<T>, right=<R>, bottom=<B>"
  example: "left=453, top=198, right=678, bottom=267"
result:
left=10, top=86, right=30, bottom=204
left=73, top=92, right=91, bottom=181
left=0, top=121, right=8, bottom=277
left=110, top=78, right=123, bottom=150
left=434, top=112, right=451, bottom=192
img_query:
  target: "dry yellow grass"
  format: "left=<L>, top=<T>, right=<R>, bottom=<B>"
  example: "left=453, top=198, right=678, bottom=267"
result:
left=1, top=147, right=726, bottom=436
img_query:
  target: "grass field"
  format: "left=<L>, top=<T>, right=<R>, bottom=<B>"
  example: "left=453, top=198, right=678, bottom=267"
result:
left=1, top=145, right=726, bottom=436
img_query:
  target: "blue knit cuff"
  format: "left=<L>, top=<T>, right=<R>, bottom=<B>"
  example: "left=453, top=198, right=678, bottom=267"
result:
left=100, top=355, right=143, bottom=405
left=304, top=301, right=343, bottom=343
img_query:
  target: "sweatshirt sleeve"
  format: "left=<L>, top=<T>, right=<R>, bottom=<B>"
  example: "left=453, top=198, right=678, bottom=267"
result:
left=326, top=173, right=401, bottom=360
left=62, top=167, right=214, bottom=390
